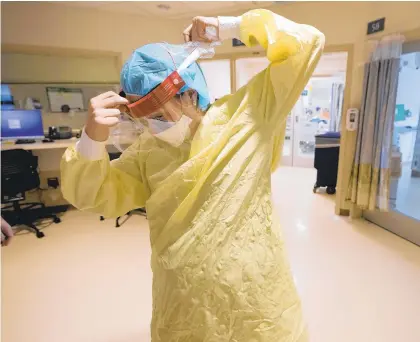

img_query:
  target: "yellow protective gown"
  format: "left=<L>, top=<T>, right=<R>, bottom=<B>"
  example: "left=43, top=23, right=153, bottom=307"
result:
left=61, top=9, right=324, bottom=342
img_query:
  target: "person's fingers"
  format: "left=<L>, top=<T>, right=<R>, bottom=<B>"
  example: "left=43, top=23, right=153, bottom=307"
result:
left=101, top=95, right=129, bottom=109
left=94, top=116, right=120, bottom=127
left=90, top=93, right=127, bottom=110
left=198, top=21, right=211, bottom=41
left=189, top=18, right=202, bottom=42
left=162, top=101, right=182, bottom=122
left=117, top=104, right=130, bottom=114
left=185, top=17, right=219, bottom=43
left=181, top=92, right=194, bottom=108
left=95, top=91, right=118, bottom=101
left=191, top=91, right=198, bottom=107
left=183, top=24, right=192, bottom=42
left=204, top=24, right=219, bottom=41
left=1, top=224, right=13, bottom=247
left=184, top=107, right=203, bottom=121
left=193, top=17, right=217, bottom=42
left=193, top=21, right=210, bottom=42
left=190, top=24, right=198, bottom=42
left=3, top=235, right=12, bottom=247
left=92, top=108, right=121, bottom=127
left=92, top=108, right=121, bottom=118
left=182, top=97, right=202, bottom=121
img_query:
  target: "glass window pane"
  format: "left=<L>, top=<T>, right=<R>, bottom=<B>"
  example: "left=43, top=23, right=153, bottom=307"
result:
left=392, top=51, right=420, bottom=220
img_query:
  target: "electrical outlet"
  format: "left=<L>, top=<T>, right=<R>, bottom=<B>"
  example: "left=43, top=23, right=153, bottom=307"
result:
left=47, top=177, right=59, bottom=189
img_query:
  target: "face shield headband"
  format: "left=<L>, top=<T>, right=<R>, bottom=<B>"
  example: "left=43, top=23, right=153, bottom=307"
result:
left=126, top=71, right=186, bottom=118
left=124, top=43, right=212, bottom=119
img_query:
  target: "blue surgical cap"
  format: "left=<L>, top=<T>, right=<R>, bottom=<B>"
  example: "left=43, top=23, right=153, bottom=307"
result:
left=120, top=43, right=211, bottom=111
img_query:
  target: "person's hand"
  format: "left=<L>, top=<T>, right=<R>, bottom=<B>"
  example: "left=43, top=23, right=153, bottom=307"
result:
left=183, top=17, right=220, bottom=43
left=181, top=91, right=203, bottom=136
left=1, top=217, right=13, bottom=247
left=85, top=91, right=129, bottom=142
left=181, top=91, right=203, bottom=122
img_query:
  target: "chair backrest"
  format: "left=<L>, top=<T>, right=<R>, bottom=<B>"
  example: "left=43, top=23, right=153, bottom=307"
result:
left=109, top=152, right=122, bottom=161
left=1, top=149, right=40, bottom=202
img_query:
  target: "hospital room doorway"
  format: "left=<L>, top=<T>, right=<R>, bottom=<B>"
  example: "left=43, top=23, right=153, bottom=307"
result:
left=281, top=52, right=348, bottom=167
left=199, top=51, right=348, bottom=168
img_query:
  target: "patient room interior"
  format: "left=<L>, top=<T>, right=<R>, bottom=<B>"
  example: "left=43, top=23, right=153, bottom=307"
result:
left=1, top=1, right=420, bottom=342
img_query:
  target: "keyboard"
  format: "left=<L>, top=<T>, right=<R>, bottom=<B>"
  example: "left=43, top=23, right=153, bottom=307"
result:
left=15, top=139, right=36, bottom=144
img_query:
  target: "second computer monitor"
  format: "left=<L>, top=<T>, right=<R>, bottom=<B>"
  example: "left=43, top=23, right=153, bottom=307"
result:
left=1, top=109, right=45, bottom=141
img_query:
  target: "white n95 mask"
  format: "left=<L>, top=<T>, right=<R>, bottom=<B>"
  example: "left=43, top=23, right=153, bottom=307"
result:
left=151, top=115, right=192, bottom=147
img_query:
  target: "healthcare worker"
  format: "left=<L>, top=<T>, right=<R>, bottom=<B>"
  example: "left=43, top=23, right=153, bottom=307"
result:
left=61, top=9, right=324, bottom=342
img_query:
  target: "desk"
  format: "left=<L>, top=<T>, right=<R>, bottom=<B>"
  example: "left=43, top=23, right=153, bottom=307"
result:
left=1, top=138, right=127, bottom=206
left=1, top=138, right=78, bottom=151
left=1, top=138, right=123, bottom=170
left=0, top=137, right=124, bottom=151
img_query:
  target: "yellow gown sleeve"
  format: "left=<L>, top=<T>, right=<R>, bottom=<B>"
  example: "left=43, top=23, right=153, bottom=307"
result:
left=60, top=140, right=150, bottom=218
left=238, top=9, right=325, bottom=170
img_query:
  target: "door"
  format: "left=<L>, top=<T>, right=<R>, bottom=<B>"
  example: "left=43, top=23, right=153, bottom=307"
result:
left=232, top=52, right=347, bottom=167
left=364, top=42, right=420, bottom=246
left=291, top=75, right=346, bottom=167
left=281, top=52, right=347, bottom=167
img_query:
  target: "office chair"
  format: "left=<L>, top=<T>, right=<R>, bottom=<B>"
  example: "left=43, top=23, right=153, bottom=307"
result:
left=1, top=149, right=63, bottom=238
left=99, top=152, right=147, bottom=227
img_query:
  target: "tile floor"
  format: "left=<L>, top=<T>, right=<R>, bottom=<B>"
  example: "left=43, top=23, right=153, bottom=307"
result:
left=2, top=167, right=420, bottom=342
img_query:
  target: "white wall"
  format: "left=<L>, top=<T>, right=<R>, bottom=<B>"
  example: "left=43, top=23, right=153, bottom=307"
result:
left=2, top=52, right=120, bottom=83
left=1, top=2, right=184, bottom=61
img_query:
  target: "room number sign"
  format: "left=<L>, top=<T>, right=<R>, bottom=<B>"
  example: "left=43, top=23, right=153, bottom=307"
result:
left=367, top=18, right=385, bottom=35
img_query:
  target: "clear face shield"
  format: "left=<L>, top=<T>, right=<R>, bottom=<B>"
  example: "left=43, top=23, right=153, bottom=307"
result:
left=111, top=42, right=218, bottom=152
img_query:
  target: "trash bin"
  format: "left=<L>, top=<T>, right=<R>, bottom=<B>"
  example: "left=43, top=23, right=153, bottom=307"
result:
left=313, top=132, right=340, bottom=195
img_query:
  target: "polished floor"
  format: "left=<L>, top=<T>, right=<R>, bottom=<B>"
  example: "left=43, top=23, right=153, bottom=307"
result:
left=2, top=167, right=420, bottom=342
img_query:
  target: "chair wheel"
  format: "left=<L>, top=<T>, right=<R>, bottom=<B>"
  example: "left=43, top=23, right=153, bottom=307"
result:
left=100, top=216, right=105, bottom=221
left=53, top=217, right=61, bottom=224
left=326, top=186, right=336, bottom=195
left=313, top=182, right=318, bottom=193
left=36, top=231, right=45, bottom=238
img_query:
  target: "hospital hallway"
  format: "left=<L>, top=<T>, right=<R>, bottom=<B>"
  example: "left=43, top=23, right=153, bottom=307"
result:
left=2, top=167, right=420, bottom=342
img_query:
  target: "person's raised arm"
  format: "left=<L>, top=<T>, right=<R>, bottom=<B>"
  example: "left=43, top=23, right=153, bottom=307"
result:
left=184, top=9, right=325, bottom=125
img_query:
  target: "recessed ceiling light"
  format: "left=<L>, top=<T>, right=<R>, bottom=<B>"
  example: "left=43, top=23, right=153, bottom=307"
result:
left=157, top=4, right=171, bottom=10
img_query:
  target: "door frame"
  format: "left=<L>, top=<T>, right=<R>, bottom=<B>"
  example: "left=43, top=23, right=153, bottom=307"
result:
left=220, top=47, right=351, bottom=168
left=364, top=209, right=420, bottom=246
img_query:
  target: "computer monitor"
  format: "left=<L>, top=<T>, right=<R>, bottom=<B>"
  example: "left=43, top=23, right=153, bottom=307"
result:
left=1, top=84, right=15, bottom=109
left=1, top=109, right=45, bottom=140
left=1, top=104, right=16, bottom=110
